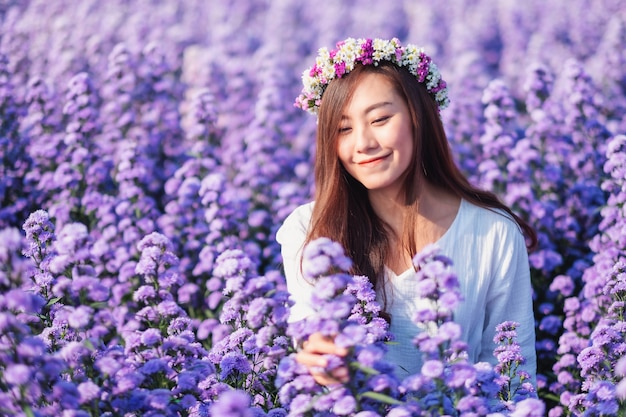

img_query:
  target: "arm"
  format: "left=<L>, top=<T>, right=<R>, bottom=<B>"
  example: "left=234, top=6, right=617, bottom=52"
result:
left=481, top=220, right=538, bottom=392
left=276, top=203, right=349, bottom=385
left=276, top=202, right=317, bottom=322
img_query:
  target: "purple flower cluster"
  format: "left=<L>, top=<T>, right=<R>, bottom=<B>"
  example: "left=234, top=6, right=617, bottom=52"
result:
left=457, top=50, right=616, bottom=414
left=0, top=1, right=625, bottom=415
left=276, top=241, right=541, bottom=416
left=2, top=213, right=220, bottom=415
left=542, top=135, right=626, bottom=416
left=276, top=238, right=396, bottom=416
left=0, top=51, right=35, bottom=229
left=204, top=249, right=292, bottom=412
left=389, top=246, right=538, bottom=415
left=493, top=322, right=535, bottom=402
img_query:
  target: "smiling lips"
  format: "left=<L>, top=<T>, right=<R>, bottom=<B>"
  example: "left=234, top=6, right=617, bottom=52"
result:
left=357, top=153, right=391, bottom=165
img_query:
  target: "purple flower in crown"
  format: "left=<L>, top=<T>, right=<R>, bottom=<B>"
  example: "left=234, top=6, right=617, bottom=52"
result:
left=334, top=61, right=346, bottom=78
left=415, top=51, right=431, bottom=83
left=357, top=38, right=374, bottom=65
left=309, top=63, right=320, bottom=78
left=295, top=37, right=449, bottom=115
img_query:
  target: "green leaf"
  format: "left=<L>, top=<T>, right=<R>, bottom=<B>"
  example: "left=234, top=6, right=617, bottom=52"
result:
left=46, top=297, right=62, bottom=306
left=24, top=405, right=35, bottom=417
left=359, top=391, right=404, bottom=405
left=350, top=361, right=380, bottom=376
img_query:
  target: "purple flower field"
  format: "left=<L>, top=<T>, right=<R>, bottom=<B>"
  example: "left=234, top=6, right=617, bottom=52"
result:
left=0, top=0, right=625, bottom=415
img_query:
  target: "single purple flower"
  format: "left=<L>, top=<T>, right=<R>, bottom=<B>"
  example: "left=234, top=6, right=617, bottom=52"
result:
left=141, top=358, right=169, bottom=375
left=95, top=355, right=122, bottom=376
left=510, top=397, right=546, bottom=416
left=210, top=390, right=253, bottom=417
left=421, top=359, right=444, bottom=378
left=77, top=380, right=101, bottom=404
left=67, top=305, right=93, bottom=329
left=333, top=393, right=356, bottom=415
left=4, top=363, right=31, bottom=385
left=141, top=328, right=162, bottom=346
left=134, top=285, right=157, bottom=302
left=219, top=352, right=252, bottom=379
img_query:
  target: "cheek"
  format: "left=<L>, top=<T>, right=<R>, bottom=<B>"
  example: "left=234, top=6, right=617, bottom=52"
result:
left=400, top=128, right=414, bottom=157
left=336, top=138, right=352, bottom=165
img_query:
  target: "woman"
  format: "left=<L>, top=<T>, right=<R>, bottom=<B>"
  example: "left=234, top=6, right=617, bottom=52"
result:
left=277, top=38, right=537, bottom=387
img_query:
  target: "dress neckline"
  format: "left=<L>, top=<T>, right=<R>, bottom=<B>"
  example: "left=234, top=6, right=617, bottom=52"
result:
left=385, top=198, right=464, bottom=278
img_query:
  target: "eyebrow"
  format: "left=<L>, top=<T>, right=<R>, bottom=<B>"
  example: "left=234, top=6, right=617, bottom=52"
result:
left=364, top=101, right=393, bottom=114
left=341, top=101, right=393, bottom=120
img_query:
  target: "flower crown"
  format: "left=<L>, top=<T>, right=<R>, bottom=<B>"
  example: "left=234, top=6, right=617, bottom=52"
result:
left=295, top=37, right=450, bottom=115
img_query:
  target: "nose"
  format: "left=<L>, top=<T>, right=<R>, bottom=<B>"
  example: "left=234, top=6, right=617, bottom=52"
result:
left=354, top=125, right=378, bottom=153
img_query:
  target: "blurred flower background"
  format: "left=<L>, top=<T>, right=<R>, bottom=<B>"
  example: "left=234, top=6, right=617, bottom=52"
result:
left=0, top=0, right=625, bottom=415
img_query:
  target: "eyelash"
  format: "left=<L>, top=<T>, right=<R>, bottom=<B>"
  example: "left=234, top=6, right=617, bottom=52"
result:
left=338, top=115, right=391, bottom=133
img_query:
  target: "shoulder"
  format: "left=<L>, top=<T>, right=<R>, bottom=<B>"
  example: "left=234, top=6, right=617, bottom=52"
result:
left=455, top=200, right=528, bottom=257
left=276, top=201, right=315, bottom=245
left=461, top=199, right=524, bottom=239
left=459, top=201, right=530, bottom=275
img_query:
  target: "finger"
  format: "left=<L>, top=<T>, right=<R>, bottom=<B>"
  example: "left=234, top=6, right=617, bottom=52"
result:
left=304, top=333, right=348, bottom=356
left=296, top=350, right=351, bottom=385
left=330, top=366, right=349, bottom=383
left=310, top=367, right=345, bottom=386
left=312, top=372, right=341, bottom=386
left=295, top=350, right=328, bottom=368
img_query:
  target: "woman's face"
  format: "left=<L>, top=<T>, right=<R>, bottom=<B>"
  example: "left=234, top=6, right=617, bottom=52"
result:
left=336, top=72, right=414, bottom=200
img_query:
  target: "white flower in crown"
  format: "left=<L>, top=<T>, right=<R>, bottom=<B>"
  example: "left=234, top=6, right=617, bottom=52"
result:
left=402, top=45, right=422, bottom=72
left=372, top=38, right=398, bottom=62
left=295, top=37, right=449, bottom=115
left=426, top=63, right=442, bottom=90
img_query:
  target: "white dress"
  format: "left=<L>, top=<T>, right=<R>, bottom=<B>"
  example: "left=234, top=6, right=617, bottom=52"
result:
left=276, top=199, right=537, bottom=384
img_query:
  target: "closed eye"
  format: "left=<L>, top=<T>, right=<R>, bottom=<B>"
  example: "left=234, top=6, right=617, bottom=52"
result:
left=338, top=126, right=352, bottom=134
left=373, top=115, right=391, bottom=124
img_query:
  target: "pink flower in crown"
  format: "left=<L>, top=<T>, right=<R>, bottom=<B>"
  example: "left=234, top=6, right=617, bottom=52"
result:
left=358, top=39, right=374, bottom=65
left=309, top=64, right=320, bottom=77
left=416, top=52, right=431, bottom=83
left=432, top=80, right=447, bottom=93
left=330, top=40, right=343, bottom=58
left=395, top=47, right=403, bottom=61
left=335, top=61, right=347, bottom=78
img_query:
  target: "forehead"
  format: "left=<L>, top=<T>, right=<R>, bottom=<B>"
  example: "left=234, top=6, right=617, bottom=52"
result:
left=343, top=72, right=400, bottom=114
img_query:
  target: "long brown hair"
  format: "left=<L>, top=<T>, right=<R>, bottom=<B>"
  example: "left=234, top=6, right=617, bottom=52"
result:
left=304, top=62, right=537, bottom=312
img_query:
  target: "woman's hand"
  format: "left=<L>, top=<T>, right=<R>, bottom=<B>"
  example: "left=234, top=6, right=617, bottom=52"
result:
left=296, top=332, right=350, bottom=386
